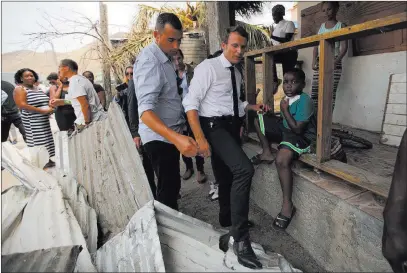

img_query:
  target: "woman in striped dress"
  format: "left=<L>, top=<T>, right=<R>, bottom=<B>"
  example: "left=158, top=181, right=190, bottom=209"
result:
left=311, top=1, right=348, bottom=113
left=13, top=68, right=56, bottom=168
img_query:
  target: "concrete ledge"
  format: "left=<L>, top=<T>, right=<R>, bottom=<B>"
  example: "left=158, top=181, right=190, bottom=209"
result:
left=243, top=143, right=391, bottom=272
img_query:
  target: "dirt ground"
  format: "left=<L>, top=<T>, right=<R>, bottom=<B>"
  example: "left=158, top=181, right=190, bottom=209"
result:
left=178, top=159, right=326, bottom=273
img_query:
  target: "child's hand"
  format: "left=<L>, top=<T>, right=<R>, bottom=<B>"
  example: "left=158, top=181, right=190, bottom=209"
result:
left=280, top=98, right=289, bottom=111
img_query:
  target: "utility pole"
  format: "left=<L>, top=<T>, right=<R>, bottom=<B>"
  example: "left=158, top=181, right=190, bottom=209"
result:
left=99, top=2, right=112, bottom=108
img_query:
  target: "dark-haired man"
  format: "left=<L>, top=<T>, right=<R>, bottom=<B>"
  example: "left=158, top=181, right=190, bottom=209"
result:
left=134, top=13, right=198, bottom=210
left=51, top=59, right=106, bottom=131
left=183, top=26, right=268, bottom=269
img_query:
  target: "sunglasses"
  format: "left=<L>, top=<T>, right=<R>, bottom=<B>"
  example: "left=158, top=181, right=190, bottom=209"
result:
left=126, top=72, right=133, bottom=76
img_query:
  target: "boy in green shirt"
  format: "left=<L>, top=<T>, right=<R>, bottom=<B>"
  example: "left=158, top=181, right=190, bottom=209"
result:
left=252, top=68, right=314, bottom=230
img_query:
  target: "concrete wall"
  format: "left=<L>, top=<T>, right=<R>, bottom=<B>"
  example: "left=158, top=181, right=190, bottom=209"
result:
left=296, top=2, right=407, bottom=132
left=244, top=142, right=391, bottom=272
left=206, top=2, right=230, bottom=54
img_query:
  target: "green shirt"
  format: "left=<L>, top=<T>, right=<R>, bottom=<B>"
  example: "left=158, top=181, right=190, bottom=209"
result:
left=283, top=92, right=314, bottom=130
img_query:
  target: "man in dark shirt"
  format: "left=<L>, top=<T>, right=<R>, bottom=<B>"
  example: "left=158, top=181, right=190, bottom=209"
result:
left=82, top=71, right=106, bottom=109
left=1, top=80, right=26, bottom=143
left=127, top=76, right=156, bottom=198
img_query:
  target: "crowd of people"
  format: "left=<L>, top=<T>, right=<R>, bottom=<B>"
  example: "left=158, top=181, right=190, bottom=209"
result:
left=1, top=2, right=405, bottom=271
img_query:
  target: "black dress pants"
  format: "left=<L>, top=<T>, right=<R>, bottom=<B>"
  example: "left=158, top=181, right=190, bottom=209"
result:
left=1, top=112, right=26, bottom=142
left=139, top=145, right=157, bottom=199
left=143, top=140, right=181, bottom=210
left=200, top=117, right=254, bottom=241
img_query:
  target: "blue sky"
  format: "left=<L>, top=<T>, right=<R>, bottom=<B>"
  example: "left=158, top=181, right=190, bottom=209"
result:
left=1, top=1, right=295, bottom=54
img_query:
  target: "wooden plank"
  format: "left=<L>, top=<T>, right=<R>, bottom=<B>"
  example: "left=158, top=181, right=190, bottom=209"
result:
left=381, top=134, right=403, bottom=147
left=299, top=154, right=391, bottom=198
left=384, top=114, right=407, bottom=126
left=262, top=53, right=275, bottom=113
left=245, top=56, right=256, bottom=132
left=383, top=124, right=407, bottom=137
left=245, top=12, right=407, bottom=57
left=316, top=40, right=334, bottom=163
left=390, top=83, right=407, bottom=94
left=392, top=73, right=407, bottom=83
left=386, top=104, right=407, bottom=115
left=388, top=93, right=407, bottom=104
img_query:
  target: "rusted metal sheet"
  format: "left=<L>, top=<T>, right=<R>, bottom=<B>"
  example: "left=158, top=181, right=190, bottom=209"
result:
left=1, top=246, right=82, bottom=272
left=55, top=101, right=154, bottom=239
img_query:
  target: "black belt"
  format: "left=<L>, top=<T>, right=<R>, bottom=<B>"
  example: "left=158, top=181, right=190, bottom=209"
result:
left=200, top=115, right=234, bottom=123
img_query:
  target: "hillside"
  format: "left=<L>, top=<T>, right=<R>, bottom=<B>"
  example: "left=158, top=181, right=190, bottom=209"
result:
left=2, top=42, right=102, bottom=80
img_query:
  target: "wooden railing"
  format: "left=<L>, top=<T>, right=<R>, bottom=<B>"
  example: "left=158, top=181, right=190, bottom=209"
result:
left=244, top=12, right=407, bottom=164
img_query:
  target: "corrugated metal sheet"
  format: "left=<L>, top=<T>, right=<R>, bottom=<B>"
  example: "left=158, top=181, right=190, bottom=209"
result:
left=95, top=200, right=166, bottom=272
left=55, top=101, right=154, bottom=239
left=1, top=142, right=97, bottom=272
left=154, top=202, right=301, bottom=272
left=1, top=245, right=82, bottom=272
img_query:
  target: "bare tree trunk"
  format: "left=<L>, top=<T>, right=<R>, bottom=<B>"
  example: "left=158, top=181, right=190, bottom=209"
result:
left=99, top=2, right=112, bottom=109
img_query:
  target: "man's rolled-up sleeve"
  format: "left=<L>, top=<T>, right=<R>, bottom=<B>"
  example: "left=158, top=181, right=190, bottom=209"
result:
left=134, top=57, right=163, bottom=118
left=183, top=63, right=212, bottom=113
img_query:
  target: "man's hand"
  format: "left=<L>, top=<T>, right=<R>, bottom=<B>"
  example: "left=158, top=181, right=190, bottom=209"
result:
left=280, top=98, right=289, bottom=111
left=249, top=104, right=271, bottom=113
left=133, top=137, right=142, bottom=149
left=49, top=98, right=65, bottom=108
left=173, top=134, right=199, bottom=157
left=196, top=137, right=211, bottom=158
left=57, top=79, right=63, bottom=88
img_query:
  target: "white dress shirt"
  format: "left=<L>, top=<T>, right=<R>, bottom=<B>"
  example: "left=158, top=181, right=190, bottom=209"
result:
left=183, top=53, right=248, bottom=118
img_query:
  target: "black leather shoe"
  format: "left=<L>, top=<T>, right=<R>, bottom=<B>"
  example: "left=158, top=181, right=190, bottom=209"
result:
left=233, top=239, right=263, bottom=269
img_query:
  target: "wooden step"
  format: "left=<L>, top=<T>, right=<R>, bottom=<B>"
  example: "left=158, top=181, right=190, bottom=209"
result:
left=247, top=133, right=391, bottom=198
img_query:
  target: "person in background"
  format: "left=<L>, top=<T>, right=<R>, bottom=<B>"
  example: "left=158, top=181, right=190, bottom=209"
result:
left=172, top=49, right=207, bottom=184
left=49, top=78, right=76, bottom=132
left=311, top=1, right=348, bottom=113
left=50, top=59, right=106, bottom=132
left=183, top=26, right=268, bottom=269
left=134, top=13, right=199, bottom=211
left=2, top=80, right=26, bottom=144
left=46, top=72, right=59, bottom=97
left=114, top=66, right=132, bottom=125
left=382, top=129, right=407, bottom=273
left=13, top=69, right=55, bottom=168
left=269, top=4, right=298, bottom=86
left=83, top=71, right=106, bottom=110
left=127, top=64, right=157, bottom=199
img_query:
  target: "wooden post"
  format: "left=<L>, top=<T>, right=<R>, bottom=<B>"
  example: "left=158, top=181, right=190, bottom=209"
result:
left=99, top=2, right=112, bottom=109
left=245, top=56, right=256, bottom=132
left=316, top=39, right=335, bottom=163
left=262, top=53, right=275, bottom=113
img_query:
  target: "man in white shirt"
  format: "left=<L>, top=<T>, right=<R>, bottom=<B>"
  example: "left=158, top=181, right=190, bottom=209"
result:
left=183, top=26, right=269, bottom=270
left=270, top=4, right=298, bottom=83
left=51, top=59, right=106, bottom=131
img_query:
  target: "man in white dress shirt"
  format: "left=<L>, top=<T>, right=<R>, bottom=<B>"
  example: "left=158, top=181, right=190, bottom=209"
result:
left=183, top=26, right=269, bottom=269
